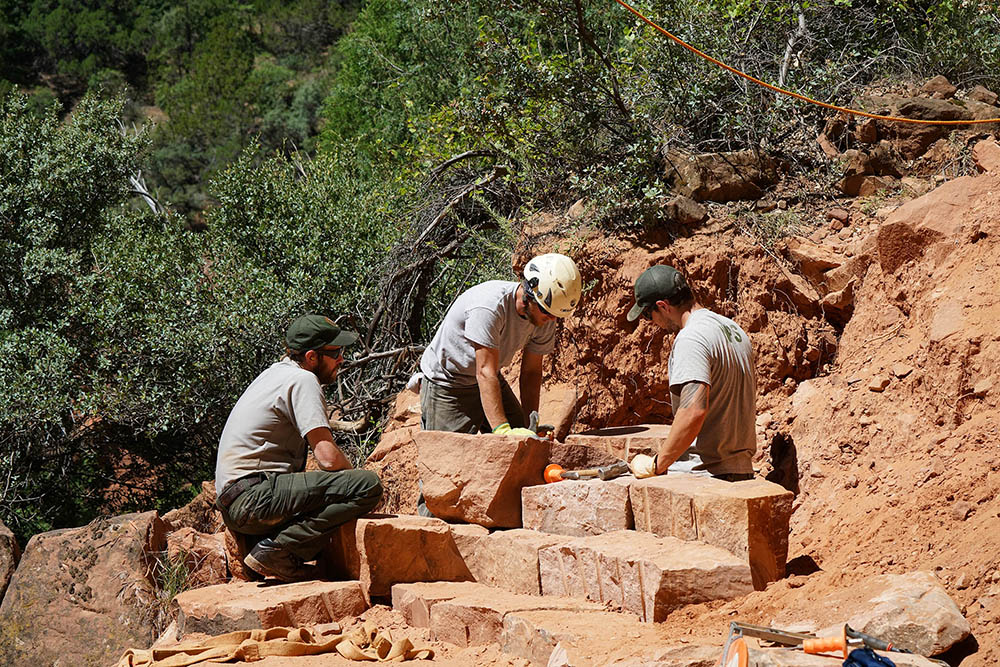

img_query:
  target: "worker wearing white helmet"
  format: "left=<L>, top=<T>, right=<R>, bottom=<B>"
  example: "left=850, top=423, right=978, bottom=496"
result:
left=417, top=253, right=581, bottom=438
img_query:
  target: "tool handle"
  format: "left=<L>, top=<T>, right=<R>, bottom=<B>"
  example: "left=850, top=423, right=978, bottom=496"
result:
left=802, top=631, right=847, bottom=658
left=844, top=625, right=906, bottom=653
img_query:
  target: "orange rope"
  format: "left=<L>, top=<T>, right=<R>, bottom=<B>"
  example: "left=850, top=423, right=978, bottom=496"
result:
left=612, top=0, right=1000, bottom=125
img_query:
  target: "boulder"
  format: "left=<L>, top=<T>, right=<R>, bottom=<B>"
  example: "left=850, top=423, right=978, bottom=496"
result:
left=877, top=174, right=1000, bottom=274
left=863, top=95, right=973, bottom=159
left=920, top=75, right=956, bottom=99
left=522, top=478, right=634, bottom=537
left=162, top=481, right=223, bottom=534
left=416, top=431, right=550, bottom=527
left=173, top=580, right=367, bottom=638
left=821, top=278, right=856, bottom=328
left=857, top=175, right=896, bottom=197
left=667, top=150, right=780, bottom=202
left=391, top=581, right=487, bottom=627
left=165, top=528, right=227, bottom=589
left=385, top=387, right=421, bottom=432
left=539, top=531, right=753, bottom=621
left=0, top=512, right=166, bottom=667
left=364, top=426, right=420, bottom=515
left=772, top=571, right=970, bottom=657
left=465, top=528, right=567, bottom=595
left=0, top=519, right=20, bottom=604
left=779, top=236, right=844, bottom=286
left=501, top=608, right=664, bottom=666
left=324, top=515, right=473, bottom=600
left=629, top=475, right=793, bottom=590
left=663, top=195, right=709, bottom=226
left=429, top=587, right=602, bottom=647
left=973, top=138, right=1000, bottom=174
left=968, top=85, right=998, bottom=106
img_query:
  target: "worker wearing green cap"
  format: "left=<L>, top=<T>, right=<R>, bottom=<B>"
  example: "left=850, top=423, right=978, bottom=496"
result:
left=214, top=314, right=383, bottom=582
left=626, top=265, right=756, bottom=482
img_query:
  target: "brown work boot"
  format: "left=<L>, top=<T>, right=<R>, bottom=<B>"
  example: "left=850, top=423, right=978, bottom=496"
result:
left=244, top=538, right=314, bottom=583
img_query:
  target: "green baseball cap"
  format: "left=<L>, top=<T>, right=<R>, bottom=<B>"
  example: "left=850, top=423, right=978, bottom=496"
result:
left=626, top=265, right=689, bottom=322
left=285, top=314, right=358, bottom=352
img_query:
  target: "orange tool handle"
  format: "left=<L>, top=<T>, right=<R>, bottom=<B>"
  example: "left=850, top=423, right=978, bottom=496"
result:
left=802, top=627, right=848, bottom=658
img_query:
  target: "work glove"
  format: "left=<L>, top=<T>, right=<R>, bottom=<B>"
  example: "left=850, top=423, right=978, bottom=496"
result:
left=492, top=422, right=537, bottom=437
left=630, top=454, right=658, bottom=479
left=527, top=411, right=555, bottom=439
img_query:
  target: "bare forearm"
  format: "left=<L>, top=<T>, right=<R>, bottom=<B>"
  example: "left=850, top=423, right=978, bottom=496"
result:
left=477, top=373, right=507, bottom=430
left=655, top=408, right=706, bottom=474
left=314, top=441, right=353, bottom=471
left=519, top=372, right=541, bottom=417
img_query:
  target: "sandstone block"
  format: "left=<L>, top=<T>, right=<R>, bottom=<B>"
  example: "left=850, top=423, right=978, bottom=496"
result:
left=538, top=382, right=582, bottom=441
left=416, top=431, right=550, bottom=527
left=363, top=427, right=420, bottom=515
left=501, top=608, right=663, bottom=666
left=430, top=587, right=602, bottom=647
left=565, top=424, right=671, bottom=461
left=667, top=149, right=779, bottom=202
left=391, top=581, right=487, bottom=627
left=324, top=515, right=473, bottom=600
left=539, top=531, right=752, bottom=622
left=548, top=440, right=621, bottom=471
left=973, top=138, right=1000, bottom=174
left=174, top=580, right=367, bottom=637
left=0, top=512, right=166, bottom=667
left=773, top=571, right=970, bottom=657
left=167, top=527, right=228, bottom=589
left=522, top=478, right=634, bottom=537
left=780, top=235, right=844, bottom=286
left=465, top=528, right=567, bottom=595
left=629, top=475, right=793, bottom=590
left=0, top=519, right=20, bottom=604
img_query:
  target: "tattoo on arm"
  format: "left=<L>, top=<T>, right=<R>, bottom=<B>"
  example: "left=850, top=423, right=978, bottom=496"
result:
left=678, top=382, right=708, bottom=410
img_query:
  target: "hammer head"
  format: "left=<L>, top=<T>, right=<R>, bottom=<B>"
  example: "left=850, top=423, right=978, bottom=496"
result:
left=597, top=460, right=630, bottom=481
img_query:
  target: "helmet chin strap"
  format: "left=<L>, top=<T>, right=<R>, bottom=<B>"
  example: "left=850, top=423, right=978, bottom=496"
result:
left=521, top=279, right=537, bottom=319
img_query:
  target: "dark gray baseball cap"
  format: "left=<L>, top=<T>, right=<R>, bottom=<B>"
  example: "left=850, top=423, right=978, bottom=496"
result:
left=626, top=265, right=689, bottom=321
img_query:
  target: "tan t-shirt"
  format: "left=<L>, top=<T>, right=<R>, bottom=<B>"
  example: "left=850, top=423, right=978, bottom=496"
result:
left=668, top=309, right=756, bottom=475
left=214, top=359, right=330, bottom=491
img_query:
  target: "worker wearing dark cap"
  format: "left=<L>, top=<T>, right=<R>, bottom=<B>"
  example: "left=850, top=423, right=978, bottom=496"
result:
left=214, top=314, right=382, bottom=582
left=627, top=266, right=756, bottom=482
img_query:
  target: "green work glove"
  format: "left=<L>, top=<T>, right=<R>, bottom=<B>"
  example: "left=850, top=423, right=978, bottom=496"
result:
left=492, top=422, right=538, bottom=437
left=630, top=454, right=658, bottom=479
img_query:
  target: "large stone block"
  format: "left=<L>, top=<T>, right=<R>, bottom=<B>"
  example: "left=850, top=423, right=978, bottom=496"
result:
left=323, top=515, right=473, bottom=600
left=772, top=571, right=970, bottom=657
left=629, top=475, right=793, bottom=590
left=0, top=512, right=166, bottom=667
left=501, top=608, right=664, bottom=666
left=565, top=425, right=670, bottom=461
left=416, top=431, right=550, bottom=527
left=223, top=527, right=262, bottom=583
left=465, top=528, right=567, bottom=595
left=162, top=481, right=223, bottom=534
left=548, top=440, right=621, bottom=471
left=391, top=581, right=488, bottom=627
left=522, top=479, right=634, bottom=537
left=174, top=580, right=367, bottom=637
left=539, top=531, right=752, bottom=622
left=430, top=588, right=603, bottom=648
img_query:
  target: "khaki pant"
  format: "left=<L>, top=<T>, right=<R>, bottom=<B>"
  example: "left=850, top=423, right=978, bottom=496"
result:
left=419, top=375, right=525, bottom=433
left=220, top=469, right=382, bottom=561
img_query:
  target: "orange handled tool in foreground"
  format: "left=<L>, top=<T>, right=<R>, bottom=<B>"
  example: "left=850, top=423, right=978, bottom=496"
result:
left=543, top=461, right=630, bottom=483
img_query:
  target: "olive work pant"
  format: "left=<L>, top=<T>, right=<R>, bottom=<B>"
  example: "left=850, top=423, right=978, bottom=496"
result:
left=220, top=469, right=382, bottom=561
left=419, top=375, right=526, bottom=433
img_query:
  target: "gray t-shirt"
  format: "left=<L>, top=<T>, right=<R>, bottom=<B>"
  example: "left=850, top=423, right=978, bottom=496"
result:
left=668, top=308, right=756, bottom=475
left=420, top=281, right=557, bottom=387
left=215, top=359, right=330, bottom=491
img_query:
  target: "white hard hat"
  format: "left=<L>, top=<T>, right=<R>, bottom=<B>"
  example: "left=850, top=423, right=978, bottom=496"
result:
left=523, top=253, right=581, bottom=317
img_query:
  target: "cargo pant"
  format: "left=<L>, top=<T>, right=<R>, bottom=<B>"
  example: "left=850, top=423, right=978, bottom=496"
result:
left=220, top=469, right=382, bottom=561
left=419, top=375, right=526, bottom=433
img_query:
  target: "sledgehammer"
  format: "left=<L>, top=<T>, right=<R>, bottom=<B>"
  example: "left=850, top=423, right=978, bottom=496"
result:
left=543, top=460, right=630, bottom=483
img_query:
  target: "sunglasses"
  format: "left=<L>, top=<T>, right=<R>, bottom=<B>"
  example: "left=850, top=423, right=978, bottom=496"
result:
left=640, top=305, right=653, bottom=321
left=317, top=347, right=343, bottom=360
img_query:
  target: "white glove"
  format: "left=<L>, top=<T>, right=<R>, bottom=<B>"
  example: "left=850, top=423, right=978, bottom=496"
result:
left=630, top=454, right=658, bottom=479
